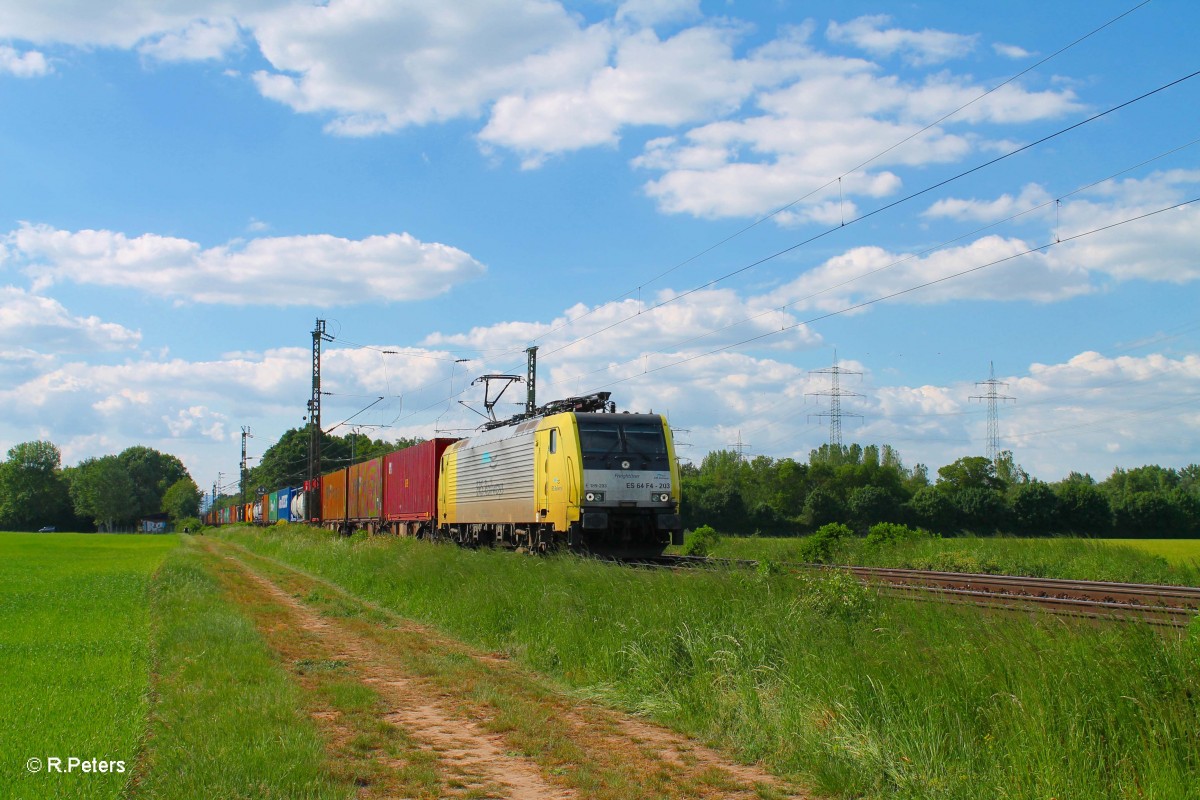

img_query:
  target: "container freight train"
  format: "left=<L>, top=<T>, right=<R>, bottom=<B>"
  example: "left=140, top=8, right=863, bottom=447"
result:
left=205, top=394, right=683, bottom=557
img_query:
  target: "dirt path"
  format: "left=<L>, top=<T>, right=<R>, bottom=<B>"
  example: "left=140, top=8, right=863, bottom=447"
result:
left=197, top=537, right=809, bottom=800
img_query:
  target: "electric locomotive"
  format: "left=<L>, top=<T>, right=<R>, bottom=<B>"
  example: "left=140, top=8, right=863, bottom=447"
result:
left=438, top=392, right=682, bottom=557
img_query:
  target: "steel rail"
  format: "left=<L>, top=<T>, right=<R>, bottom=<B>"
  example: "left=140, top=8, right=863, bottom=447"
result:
left=612, top=554, right=1200, bottom=628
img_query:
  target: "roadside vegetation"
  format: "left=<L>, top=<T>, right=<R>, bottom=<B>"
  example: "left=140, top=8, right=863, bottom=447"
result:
left=216, top=524, right=1200, bottom=800
left=0, top=532, right=176, bottom=800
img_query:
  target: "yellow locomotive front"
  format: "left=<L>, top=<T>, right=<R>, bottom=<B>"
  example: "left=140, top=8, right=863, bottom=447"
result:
left=438, top=403, right=682, bottom=556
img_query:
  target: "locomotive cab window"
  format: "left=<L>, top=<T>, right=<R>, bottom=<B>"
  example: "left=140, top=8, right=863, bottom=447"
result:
left=577, top=416, right=670, bottom=471
left=549, top=428, right=558, bottom=454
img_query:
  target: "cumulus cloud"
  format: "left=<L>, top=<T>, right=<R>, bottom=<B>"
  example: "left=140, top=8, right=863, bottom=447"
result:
left=137, top=17, right=242, bottom=61
left=826, top=15, right=978, bottom=65
left=249, top=0, right=587, bottom=135
left=3, top=224, right=486, bottom=305
left=0, top=1, right=279, bottom=50
left=922, top=169, right=1200, bottom=285
left=0, top=0, right=1083, bottom=199
left=924, top=183, right=1053, bottom=223
left=634, top=54, right=1080, bottom=220
left=0, top=44, right=49, bottom=77
left=0, top=286, right=141, bottom=352
left=993, top=42, right=1034, bottom=59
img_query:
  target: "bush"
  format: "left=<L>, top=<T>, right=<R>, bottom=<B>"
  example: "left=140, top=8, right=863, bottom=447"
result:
left=680, top=525, right=721, bottom=557
left=798, top=522, right=852, bottom=563
left=865, top=521, right=936, bottom=547
left=175, top=516, right=203, bottom=534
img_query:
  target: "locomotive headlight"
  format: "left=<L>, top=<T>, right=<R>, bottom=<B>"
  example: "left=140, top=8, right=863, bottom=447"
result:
left=653, top=492, right=671, bottom=502
left=585, top=491, right=604, bottom=503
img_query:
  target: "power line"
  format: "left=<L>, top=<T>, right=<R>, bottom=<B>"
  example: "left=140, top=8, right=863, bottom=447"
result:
left=531, top=66, right=1200, bottom=366
left=535, top=136, right=1200, bottom=397
left=582, top=197, right=1199, bottom=393
left=517, top=0, right=1155, bottom=352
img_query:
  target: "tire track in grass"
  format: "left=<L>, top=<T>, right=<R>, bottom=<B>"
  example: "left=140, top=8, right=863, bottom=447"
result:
left=200, top=537, right=573, bottom=800
left=203, top=536, right=809, bottom=800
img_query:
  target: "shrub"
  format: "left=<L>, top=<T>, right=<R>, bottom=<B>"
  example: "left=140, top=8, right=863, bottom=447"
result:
left=175, top=516, right=203, bottom=534
left=798, top=522, right=852, bottom=563
left=865, top=521, right=936, bottom=547
left=681, top=525, right=721, bottom=557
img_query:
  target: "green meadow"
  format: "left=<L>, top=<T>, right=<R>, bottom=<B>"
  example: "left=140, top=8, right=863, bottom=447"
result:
left=218, top=525, right=1200, bottom=800
left=1105, top=538, right=1200, bottom=568
left=0, top=532, right=176, bottom=800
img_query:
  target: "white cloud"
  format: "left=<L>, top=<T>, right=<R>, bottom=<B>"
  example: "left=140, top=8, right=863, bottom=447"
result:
left=249, top=0, right=587, bottom=135
left=924, top=183, right=1052, bottom=223
left=826, top=15, right=977, bottom=65
left=4, top=224, right=487, bottom=306
left=0, top=286, right=141, bottom=352
left=993, top=42, right=1034, bottom=59
left=634, top=59, right=1080, bottom=220
left=615, top=0, right=701, bottom=27
left=0, top=45, right=49, bottom=77
left=0, top=1, right=279, bottom=50
left=479, top=24, right=773, bottom=165
left=138, top=17, right=242, bottom=61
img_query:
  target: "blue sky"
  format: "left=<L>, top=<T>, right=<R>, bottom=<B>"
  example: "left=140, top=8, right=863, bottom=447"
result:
left=1, top=0, right=1198, bottom=496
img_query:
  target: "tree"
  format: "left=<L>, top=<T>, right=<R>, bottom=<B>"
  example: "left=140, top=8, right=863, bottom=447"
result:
left=117, top=446, right=190, bottom=520
left=1054, top=481, right=1111, bottom=535
left=1010, top=481, right=1059, bottom=536
left=70, top=456, right=136, bottom=532
left=848, top=485, right=902, bottom=531
left=905, top=486, right=956, bottom=534
left=936, top=456, right=1002, bottom=492
left=953, top=487, right=1008, bottom=533
left=161, top=477, right=202, bottom=521
left=801, top=487, right=844, bottom=530
left=0, top=441, right=71, bottom=531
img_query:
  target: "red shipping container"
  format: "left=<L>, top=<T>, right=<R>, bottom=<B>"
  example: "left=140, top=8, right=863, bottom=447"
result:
left=322, top=468, right=348, bottom=528
left=383, top=438, right=457, bottom=522
left=348, top=457, right=383, bottom=523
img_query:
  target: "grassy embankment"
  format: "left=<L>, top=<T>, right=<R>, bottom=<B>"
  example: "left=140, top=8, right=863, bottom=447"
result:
left=688, top=533, right=1200, bottom=585
left=0, top=532, right=176, bottom=800
left=217, top=524, right=1200, bottom=800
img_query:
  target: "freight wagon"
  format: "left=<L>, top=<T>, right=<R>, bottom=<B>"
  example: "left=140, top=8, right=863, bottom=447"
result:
left=316, top=439, right=456, bottom=535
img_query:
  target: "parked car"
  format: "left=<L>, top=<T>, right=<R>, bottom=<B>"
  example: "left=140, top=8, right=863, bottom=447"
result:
left=37, top=526, right=56, bottom=533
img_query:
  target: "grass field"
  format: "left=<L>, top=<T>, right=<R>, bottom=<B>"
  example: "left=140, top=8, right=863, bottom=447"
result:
left=686, top=533, right=1200, bottom=585
left=1104, top=538, right=1200, bottom=568
left=8, top=524, right=1200, bottom=799
left=0, top=532, right=177, bottom=800
left=217, top=524, right=1200, bottom=800
left=131, top=537, right=351, bottom=799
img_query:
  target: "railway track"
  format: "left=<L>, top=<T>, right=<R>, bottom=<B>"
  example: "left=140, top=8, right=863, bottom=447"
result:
left=618, top=555, right=1200, bottom=628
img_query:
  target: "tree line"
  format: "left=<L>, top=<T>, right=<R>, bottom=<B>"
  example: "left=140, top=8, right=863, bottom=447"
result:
left=682, top=444, right=1200, bottom=538
left=0, top=441, right=201, bottom=532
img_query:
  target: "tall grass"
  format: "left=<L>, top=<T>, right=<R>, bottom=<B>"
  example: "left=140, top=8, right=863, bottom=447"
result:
left=702, top=533, right=1200, bottom=585
left=132, top=538, right=350, bottom=799
left=0, top=532, right=177, bottom=800
left=220, top=525, right=1200, bottom=800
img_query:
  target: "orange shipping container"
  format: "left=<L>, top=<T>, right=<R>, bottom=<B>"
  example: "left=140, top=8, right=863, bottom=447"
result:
left=348, top=457, right=383, bottom=523
left=321, top=468, right=348, bottom=528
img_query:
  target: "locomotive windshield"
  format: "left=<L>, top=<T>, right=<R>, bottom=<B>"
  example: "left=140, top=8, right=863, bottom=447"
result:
left=577, top=416, right=670, bottom=471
